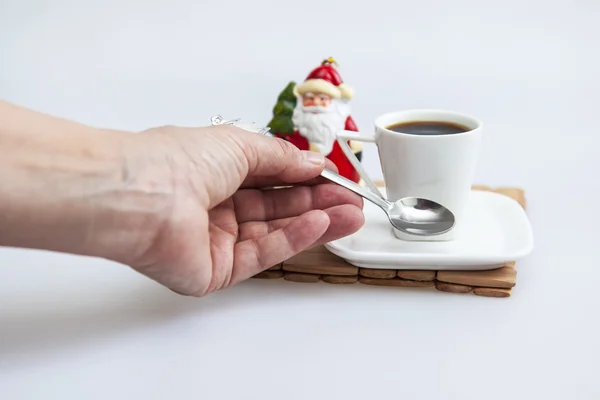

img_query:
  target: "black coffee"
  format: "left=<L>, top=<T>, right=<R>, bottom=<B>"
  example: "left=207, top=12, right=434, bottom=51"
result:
left=386, top=121, right=470, bottom=136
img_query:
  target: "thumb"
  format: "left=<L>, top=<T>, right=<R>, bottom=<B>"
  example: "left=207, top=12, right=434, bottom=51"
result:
left=232, top=127, right=327, bottom=183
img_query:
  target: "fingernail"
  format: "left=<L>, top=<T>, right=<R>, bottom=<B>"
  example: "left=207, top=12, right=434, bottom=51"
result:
left=302, top=151, right=325, bottom=167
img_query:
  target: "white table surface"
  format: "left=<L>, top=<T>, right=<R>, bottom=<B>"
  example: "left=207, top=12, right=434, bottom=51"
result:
left=1, top=1, right=599, bottom=399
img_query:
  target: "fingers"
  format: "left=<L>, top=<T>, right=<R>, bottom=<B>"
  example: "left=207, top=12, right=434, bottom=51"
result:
left=241, top=158, right=339, bottom=189
left=231, top=210, right=331, bottom=283
left=238, top=204, right=364, bottom=244
left=233, top=182, right=363, bottom=224
left=229, top=128, right=327, bottom=183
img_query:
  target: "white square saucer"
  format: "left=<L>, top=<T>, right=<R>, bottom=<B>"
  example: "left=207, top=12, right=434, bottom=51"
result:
left=324, top=188, right=534, bottom=270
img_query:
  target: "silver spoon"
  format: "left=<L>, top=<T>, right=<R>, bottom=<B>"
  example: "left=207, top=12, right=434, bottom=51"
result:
left=320, top=168, right=455, bottom=236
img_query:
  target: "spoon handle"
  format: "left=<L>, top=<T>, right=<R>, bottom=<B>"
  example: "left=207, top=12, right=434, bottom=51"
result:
left=320, top=168, right=391, bottom=211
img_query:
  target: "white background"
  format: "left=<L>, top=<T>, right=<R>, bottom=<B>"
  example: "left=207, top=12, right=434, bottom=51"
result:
left=1, top=0, right=598, bottom=399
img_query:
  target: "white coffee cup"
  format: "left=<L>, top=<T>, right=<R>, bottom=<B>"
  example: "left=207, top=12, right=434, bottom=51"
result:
left=336, top=109, right=482, bottom=241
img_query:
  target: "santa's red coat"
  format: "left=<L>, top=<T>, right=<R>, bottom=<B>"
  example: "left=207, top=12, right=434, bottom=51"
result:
left=276, top=116, right=361, bottom=183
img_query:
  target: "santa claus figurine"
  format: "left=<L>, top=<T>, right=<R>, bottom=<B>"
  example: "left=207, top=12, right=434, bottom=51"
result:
left=275, top=58, right=362, bottom=183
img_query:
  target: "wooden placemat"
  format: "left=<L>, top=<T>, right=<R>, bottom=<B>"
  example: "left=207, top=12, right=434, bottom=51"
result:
left=252, top=185, right=527, bottom=298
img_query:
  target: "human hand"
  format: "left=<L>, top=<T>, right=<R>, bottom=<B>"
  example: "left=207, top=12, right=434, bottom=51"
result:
left=120, top=124, right=364, bottom=297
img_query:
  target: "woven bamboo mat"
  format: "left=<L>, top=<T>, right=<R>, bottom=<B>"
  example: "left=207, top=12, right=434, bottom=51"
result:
left=252, top=185, right=527, bottom=298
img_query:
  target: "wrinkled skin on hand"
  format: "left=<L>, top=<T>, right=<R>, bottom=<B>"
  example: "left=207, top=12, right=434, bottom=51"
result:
left=125, top=124, right=364, bottom=297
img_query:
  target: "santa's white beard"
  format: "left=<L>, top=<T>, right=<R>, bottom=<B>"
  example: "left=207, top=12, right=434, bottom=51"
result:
left=292, top=99, right=351, bottom=155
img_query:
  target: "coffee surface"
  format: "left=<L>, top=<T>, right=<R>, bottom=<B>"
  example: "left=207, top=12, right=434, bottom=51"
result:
left=386, top=121, right=470, bottom=135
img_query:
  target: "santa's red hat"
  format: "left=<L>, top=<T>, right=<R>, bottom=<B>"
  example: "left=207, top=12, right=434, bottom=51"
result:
left=294, top=57, right=353, bottom=100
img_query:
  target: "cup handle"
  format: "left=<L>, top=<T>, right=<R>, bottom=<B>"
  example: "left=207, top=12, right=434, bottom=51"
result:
left=336, top=130, right=384, bottom=199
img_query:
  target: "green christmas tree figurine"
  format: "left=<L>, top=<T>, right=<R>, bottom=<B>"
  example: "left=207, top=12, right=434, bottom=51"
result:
left=266, top=81, right=297, bottom=136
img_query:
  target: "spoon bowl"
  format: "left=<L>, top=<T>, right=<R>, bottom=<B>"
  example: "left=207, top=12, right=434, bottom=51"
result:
left=320, top=168, right=455, bottom=236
